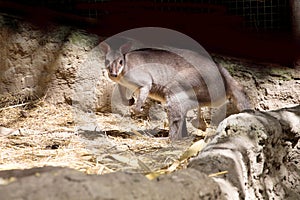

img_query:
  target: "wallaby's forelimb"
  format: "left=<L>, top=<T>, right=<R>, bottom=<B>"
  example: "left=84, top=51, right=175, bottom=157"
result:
left=117, top=85, right=135, bottom=106
left=133, top=86, right=151, bottom=113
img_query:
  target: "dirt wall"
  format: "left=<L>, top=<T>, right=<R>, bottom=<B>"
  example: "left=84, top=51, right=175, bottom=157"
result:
left=0, top=15, right=114, bottom=112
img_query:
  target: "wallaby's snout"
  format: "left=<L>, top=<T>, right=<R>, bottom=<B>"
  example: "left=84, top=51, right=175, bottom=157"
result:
left=110, top=73, right=118, bottom=78
left=108, top=65, right=119, bottom=77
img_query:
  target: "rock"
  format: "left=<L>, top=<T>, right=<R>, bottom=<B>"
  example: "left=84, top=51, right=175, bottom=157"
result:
left=189, top=105, right=300, bottom=200
left=0, top=167, right=224, bottom=200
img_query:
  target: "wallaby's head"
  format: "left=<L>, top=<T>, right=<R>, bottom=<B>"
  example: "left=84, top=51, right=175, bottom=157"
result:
left=106, top=54, right=124, bottom=79
left=100, top=42, right=132, bottom=80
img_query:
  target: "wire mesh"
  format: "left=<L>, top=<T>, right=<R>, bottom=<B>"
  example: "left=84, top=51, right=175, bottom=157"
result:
left=223, top=0, right=291, bottom=31
left=5, top=0, right=292, bottom=31
left=82, top=0, right=291, bottom=31
left=152, top=0, right=291, bottom=31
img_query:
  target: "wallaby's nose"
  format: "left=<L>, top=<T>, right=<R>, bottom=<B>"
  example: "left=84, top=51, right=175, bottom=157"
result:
left=111, top=74, right=118, bottom=77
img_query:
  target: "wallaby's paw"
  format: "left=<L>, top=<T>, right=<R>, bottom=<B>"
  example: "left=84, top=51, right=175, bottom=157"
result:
left=128, top=98, right=135, bottom=106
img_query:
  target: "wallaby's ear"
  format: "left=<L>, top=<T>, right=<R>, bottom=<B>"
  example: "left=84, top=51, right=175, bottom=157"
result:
left=99, top=41, right=111, bottom=56
left=120, top=42, right=132, bottom=55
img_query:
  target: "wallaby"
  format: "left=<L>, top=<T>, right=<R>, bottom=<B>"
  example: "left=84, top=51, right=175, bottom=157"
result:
left=100, top=41, right=252, bottom=140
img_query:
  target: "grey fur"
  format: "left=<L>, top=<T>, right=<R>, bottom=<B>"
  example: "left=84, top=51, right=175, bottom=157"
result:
left=100, top=42, right=252, bottom=140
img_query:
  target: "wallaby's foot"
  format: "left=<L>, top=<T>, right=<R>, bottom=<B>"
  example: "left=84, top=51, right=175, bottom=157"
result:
left=169, top=129, right=183, bottom=140
left=131, top=106, right=143, bottom=114
left=168, top=119, right=181, bottom=140
left=191, top=118, right=207, bottom=131
left=169, top=134, right=181, bottom=140
left=168, top=117, right=189, bottom=140
left=169, top=128, right=188, bottom=140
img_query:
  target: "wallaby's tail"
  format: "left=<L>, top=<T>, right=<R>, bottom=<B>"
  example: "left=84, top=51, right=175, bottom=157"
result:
left=217, top=64, right=253, bottom=111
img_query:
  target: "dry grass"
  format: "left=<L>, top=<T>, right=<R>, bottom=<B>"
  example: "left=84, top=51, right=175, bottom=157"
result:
left=0, top=100, right=203, bottom=176
left=0, top=101, right=104, bottom=174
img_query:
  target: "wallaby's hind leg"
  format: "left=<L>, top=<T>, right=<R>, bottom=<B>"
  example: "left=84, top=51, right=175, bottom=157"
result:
left=167, top=111, right=188, bottom=140
left=181, top=118, right=188, bottom=138
left=191, top=107, right=207, bottom=131
left=210, top=104, right=227, bottom=126
left=166, top=98, right=189, bottom=140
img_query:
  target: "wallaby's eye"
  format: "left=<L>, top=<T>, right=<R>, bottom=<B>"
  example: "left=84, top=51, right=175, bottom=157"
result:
left=119, top=59, right=123, bottom=65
